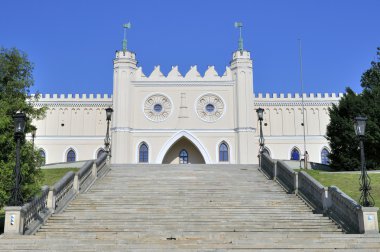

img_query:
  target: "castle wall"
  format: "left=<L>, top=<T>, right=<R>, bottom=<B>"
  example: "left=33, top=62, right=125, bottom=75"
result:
left=31, top=92, right=340, bottom=165
left=31, top=94, right=111, bottom=164
left=30, top=50, right=341, bottom=165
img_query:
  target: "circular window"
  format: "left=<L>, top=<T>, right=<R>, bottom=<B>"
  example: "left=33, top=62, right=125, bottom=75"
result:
left=143, top=94, right=172, bottom=122
left=196, top=93, right=225, bottom=122
left=154, top=104, right=163, bottom=113
left=205, top=104, right=215, bottom=113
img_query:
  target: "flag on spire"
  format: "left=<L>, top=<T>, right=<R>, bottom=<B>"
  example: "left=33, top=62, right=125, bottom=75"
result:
left=234, top=22, right=243, bottom=53
left=122, top=22, right=131, bottom=52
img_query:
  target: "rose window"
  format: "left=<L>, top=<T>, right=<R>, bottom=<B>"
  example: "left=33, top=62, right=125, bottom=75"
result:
left=144, top=94, right=172, bottom=122
left=196, top=94, right=224, bottom=122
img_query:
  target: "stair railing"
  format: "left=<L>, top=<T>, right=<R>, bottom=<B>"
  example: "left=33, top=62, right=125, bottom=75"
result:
left=260, top=153, right=276, bottom=179
left=51, top=171, right=76, bottom=214
left=328, top=186, right=361, bottom=234
left=258, top=153, right=379, bottom=234
left=21, top=185, right=50, bottom=235
left=297, top=171, right=327, bottom=214
left=276, top=160, right=297, bottom=194
left=3, top=152, right=110, bottom=235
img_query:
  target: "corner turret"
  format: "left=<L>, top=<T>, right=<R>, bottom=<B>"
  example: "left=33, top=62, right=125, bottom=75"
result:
left=229, top=33, right=255, bottom=163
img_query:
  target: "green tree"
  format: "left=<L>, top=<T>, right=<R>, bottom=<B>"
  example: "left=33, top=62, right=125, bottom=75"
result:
left=327, top=48, right=380, bottom=170
left=0, top=47, right=46, bottom=208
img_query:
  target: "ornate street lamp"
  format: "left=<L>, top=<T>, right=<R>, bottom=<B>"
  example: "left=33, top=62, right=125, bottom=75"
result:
left=104, top=107, right=113, bottom=156
left=10, top=112, right=27, bottom=206
left=256, top=107, right=265, bottom=154
left=354, top=116, right=374, bottom=207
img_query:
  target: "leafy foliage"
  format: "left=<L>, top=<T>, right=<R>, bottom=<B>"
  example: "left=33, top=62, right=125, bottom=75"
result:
left=327, top=48, right=380, bottom=170
left=0, top=47, right=46, bottom=208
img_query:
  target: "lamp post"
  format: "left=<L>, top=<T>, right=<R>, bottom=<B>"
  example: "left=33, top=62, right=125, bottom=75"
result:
left=256, top=108, right=265, bottom=153
left=10, top=112, right=26, bottom=206
left=354, top=116, right=374, bottom=207
left=104, top=107, right=113, bottom=156
left=31, top=127, right=36, bottom=150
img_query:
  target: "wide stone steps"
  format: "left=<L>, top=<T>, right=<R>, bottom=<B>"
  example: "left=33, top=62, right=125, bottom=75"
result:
left=1, top=164, right=379, bottom=251
left=2, top=235, right=380, bottom=252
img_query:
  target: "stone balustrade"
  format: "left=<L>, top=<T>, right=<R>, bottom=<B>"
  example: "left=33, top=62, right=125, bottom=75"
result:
left=77, top=160, right=96, bottom=193
left=275, top=160, right=297, bottom=193
left=297, top=171, right=327, bottom=214
left=260, top=153, right=276, bottom=179
left=258, top=153, right=379, bottom=234
left=21, top=186, right=50, bottom=235
left=96, top=152, right=108, bottom=177
left=52, top=171, right=76, bottom=213
left=3, top=153, right=110, bottom=235
left=328, top=186, right=361, bottom=233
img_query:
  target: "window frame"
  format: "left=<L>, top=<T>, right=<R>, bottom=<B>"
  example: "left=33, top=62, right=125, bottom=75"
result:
left=179, top=149, right=189, bottom=164
left=290, top=147, right=300, bottom=161
left=139, top=143, right=149, bottom=163
left=321, top=148, right=330, bottom=165
left=219, top=142, right=229, bottom=162
left=67, top=149, right=76, bottom=162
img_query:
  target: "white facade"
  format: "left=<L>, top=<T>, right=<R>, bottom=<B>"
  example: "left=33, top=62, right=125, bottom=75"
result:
left=32, top=48, right=342, bottom=165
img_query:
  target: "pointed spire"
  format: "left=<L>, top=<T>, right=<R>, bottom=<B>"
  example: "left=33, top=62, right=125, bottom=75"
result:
left=234, top=22, right=243, bottom=53
left=122, top=22, right=131, bottom=52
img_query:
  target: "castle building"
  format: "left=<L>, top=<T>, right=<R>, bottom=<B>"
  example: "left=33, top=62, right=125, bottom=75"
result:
left=32, top=47, right=342, bottom=165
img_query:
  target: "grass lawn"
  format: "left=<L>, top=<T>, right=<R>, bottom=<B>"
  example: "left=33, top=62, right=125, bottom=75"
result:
left=41, top=168, right=79, bottom=186
left=302, top=169, right=380, bottom=231
left=0, top=168, right=79, bottom=234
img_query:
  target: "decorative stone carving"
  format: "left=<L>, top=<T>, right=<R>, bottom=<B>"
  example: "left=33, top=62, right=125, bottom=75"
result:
left=144, top=94, right=172, bottom=122
left=196, top=93, right=224, bottom=122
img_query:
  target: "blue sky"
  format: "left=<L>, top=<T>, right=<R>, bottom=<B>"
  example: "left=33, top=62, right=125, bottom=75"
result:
left=1, top=0, right=379, bottom=95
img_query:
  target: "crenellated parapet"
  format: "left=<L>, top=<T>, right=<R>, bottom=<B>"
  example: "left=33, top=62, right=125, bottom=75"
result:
left=29, top=93, right=112, bottom=108
left=29, top=92, right=344, bottom=107
left=132, top=65, right=233, bottom=82
left=254, top=92, right=344, bottom=99
left=254, top=92, right=344, bottom=107
left=35, top=93, right=112, bottom=99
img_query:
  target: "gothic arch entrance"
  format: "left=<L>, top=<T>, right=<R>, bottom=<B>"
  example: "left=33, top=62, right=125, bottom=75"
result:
left=162, top=137, right=205, bottom=164
left=156, top=131, right=211, bottom=164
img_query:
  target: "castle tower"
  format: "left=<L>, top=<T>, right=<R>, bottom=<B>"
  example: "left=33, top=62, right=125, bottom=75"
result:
left=230, top=50, right=257, bottom=164
left=111, top=50, right=137, bottom=164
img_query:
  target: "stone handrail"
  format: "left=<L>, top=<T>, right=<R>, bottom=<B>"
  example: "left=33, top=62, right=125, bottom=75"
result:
left=297, top=171, right=326, bottom=213
left=77, top=160, right=95, bottom=193
left=258, top=153, right=379, bottom=234
left=328, top=186, right=361, bottom=233
left=21, top=186, right=50, bottom=235
left=96, top=152, right=108, bottom=177
left=4, top=153, right=110, bottom=235
left=260, top=153, right=276, bottom=179
left=275, top=160, right=297, bottom=193
left=52, top=171, right=76, bottom=213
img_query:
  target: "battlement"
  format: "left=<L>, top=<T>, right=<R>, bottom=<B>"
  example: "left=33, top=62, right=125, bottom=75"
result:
left=30, top=93, right=113, bottom=101
left=254, top=92, right=344, bottom=100
left=29, top=92, right=344, bottom=102
left=133, top=65, right=233, bottom=81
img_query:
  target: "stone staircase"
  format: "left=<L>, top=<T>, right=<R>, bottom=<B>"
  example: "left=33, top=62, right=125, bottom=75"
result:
left=1, top=164, right=379, bottom=251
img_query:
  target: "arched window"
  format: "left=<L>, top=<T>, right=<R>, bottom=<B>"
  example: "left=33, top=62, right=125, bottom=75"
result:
left=97, top=148, right=106, bottom=159
left=139, top=143, right=149, bottom=163
left=219, top=142, right=229, bottom=162
left=321, top=148, right=330, bottom=165
left=290, top=148, right=300, bottom=160
left=179, top=149, right=188, bottom=164
left=39, top=149, right=46, bottom=165
left=67, top=149, right=76, bottom=162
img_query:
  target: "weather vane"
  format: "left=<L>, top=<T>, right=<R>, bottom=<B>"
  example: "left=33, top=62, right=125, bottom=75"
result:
left=234, top=22, right=243, bottom=53
left=122, top=22, right=131, bottom=52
